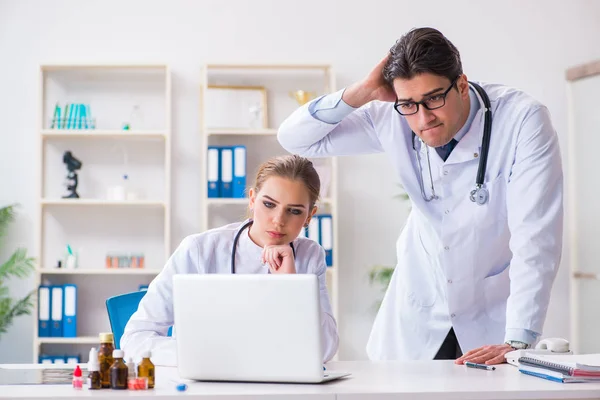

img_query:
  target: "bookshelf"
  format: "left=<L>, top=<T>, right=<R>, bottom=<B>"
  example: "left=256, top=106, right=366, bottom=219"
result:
left=34, top=64, right=171, bottom=363
left=199, top=64, right=340, bottom=328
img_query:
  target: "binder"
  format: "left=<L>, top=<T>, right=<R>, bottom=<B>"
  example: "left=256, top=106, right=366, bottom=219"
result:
left=50, top=286, right=63, bottom=337
left=38, top=285, right=51, bottom=338
left=39, top=355, right=53, bottom=364
left=52, top=357, right=66, bottom=364
left=66, top=355, right=80, bottom=364
left=220, top=147, right=233, bottom=197
left=319, top=215, right=333, bottom=267
left=62, top=284, right=77, bottom=337
left=232, top=145, right=247, bottom=198
left=207, top=146, right=221, bottom=198
left=308, top=217, right=320, bottom=244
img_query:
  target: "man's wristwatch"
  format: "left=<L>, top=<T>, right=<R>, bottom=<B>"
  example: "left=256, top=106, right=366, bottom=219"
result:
left=505, top=340, right=530, bottom=350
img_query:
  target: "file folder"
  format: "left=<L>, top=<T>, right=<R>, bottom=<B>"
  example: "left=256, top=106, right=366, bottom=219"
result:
left=207, top=146, right=220, bottom=198
left=232, top=145, right=247, bottom=198
left=308, top=217, right=320, bottom=244
left=52, top=357, right=66, bottom=364
left=220, top=147, right=233, bottom=197
left=319, top=215, right=333, bottom=267
left=50, top=286, right=63, bottom=337
left=62, top=284, right=77, bottom=337
left=38, top=285, right=51, bottom=338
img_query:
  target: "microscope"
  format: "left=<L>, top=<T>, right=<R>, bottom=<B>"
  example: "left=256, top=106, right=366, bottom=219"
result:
left=62, top=151, right=82, bottom=198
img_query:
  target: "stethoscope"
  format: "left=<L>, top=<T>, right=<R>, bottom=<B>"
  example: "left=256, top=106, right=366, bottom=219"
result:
left=411, top=81, right=492, bottom=206
left=231, top=219, right=296, bottom=274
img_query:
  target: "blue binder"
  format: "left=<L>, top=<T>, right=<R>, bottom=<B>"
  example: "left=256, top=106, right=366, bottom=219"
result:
left=66, top=355, right=80, bottom=364
left=50, top=286, right=63, bottom=337
left=207, top=146, right=221, bottom=198
left=52, top=356, right=66, bottom=364
left=39, top=355, right=53, bottom=364
left=38, top=285, right=51, bottom=338
left=307, top=217, right=320, bottom=244
left=220, top=147, right=233, bottom=197
left=232, top=145, right=247, bottom=198
left=319, top=215, right=333, bottom=267
left=62, top=284, right=77, bottom=338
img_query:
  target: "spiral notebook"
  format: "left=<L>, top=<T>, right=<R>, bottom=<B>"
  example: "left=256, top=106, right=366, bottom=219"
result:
left=519, top=354, right=600, bottom=376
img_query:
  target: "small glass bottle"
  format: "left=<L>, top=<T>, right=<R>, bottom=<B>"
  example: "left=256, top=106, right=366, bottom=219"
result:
left=98, top=332, right=114, bottom=388
left=109, top=349, right=128, bottom=390
left=72, top=365, right=83, bottom=389
left=137, top=350, right=155, bottom=388
left=87, top=347, right=102, bottom=390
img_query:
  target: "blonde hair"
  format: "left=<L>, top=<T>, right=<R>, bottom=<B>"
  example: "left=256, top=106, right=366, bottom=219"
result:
left=253, top=155, right=321, bottom=209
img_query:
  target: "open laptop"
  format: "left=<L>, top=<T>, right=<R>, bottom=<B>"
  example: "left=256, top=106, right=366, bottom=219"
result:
left=173, top=274, right=350, bottom=383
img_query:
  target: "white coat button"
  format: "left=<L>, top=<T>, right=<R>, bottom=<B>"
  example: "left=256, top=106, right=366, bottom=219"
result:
left=447, top=279, right=452, bottom=284
left=445, top=210, right=450, bottom=214
left=444, top=246, right=450, bottom=250
left=443, top=170, right=449, bottom=175
left=451, top=313, right=456, bottom=318
left=474, top=152, right=479, bottom=158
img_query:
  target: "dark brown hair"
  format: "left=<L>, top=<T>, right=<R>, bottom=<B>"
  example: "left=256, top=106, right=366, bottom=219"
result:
left=383, top=27, right=463, bottom=84
left=253, top=154, right=320, bottom=209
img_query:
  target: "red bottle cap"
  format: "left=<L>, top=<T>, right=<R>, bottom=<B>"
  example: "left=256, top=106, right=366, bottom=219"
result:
left=73, top=365, right=82, bottom=377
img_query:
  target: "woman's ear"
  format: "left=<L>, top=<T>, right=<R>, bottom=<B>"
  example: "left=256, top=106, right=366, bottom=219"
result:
left=248, top=188, right=256, bottom=212
left=305, top=206, right=318, bottom=227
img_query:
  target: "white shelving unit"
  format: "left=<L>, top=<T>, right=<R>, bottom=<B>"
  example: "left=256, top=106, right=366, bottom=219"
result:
left=199, top=64, right=340, bottom=324
left=34, top=64, right=171, bottom=363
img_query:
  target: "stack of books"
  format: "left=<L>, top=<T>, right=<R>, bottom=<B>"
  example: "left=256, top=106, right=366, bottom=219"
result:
left=519, top=353, right=600, bottom=383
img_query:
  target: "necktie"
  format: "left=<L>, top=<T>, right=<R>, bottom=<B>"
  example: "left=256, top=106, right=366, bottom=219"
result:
left=435, top=139, right=458, bottom=162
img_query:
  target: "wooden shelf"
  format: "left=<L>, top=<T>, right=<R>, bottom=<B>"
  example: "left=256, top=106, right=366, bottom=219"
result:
left=37, top=336, right=98, bottom=345
left=41, top=199, right=166, bottom=207
left=37, top=268, right=161, bottom=275
left=41, top=130, right=166, bottom=139
left=206, top=128, right=277, bottom=136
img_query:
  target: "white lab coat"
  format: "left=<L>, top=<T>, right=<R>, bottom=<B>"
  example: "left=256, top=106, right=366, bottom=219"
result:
left=121, top=221, right=339, bottom=366
left=278, top=82, right=563, bottom=360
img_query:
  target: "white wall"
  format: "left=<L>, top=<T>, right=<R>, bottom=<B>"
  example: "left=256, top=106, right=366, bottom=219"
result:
left=1, top=0, right=599, bottom=362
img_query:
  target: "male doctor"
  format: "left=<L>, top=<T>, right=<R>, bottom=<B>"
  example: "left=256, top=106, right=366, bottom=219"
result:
left=278, top=27, right=563, bottom=365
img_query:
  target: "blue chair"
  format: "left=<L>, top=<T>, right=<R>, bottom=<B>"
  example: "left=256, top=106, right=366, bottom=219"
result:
left=105, top=290, right=172, bottom=350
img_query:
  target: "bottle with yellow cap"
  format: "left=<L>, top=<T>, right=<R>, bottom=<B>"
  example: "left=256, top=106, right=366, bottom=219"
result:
left=98, top=332, right=114, bottom=388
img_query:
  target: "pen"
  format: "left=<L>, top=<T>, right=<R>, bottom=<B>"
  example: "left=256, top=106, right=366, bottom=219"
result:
left=465, top=361, right=496, bottom=371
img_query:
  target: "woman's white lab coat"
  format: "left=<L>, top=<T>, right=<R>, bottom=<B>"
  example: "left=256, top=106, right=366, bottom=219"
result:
left=121, top=221, right=339, bottom=365
left=277, top=82, right=563, bottom=360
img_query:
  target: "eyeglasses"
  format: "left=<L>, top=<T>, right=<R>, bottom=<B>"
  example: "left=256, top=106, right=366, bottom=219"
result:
left=394, top=76, right=459, bottom=116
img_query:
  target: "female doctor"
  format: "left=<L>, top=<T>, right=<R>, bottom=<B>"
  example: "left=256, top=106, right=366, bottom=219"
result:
left=278, top=28, right=563, bottom=365
left=121, top=155, right=339, bottom=365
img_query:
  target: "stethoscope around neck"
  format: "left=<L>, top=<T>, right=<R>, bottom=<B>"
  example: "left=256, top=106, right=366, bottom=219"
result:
left=411, top=81, right=492, bottom=206
left=231, top=219, right=296, bottom=274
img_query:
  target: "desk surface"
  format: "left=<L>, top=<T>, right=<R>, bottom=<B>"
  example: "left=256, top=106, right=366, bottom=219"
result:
left=2, top=361, right=600, bottom=399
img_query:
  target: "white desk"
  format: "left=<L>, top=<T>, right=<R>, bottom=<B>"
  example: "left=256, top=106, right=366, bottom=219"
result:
left=2, top=361, right=600, bottom=399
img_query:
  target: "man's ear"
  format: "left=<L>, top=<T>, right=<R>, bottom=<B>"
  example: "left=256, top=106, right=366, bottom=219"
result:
left=458, top=74, right=469, bottom=99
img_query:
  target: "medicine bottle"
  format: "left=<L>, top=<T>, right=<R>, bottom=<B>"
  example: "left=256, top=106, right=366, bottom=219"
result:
left=137, top=350, right=155, bottom=388
left=109, top=349, right=128, bottom=390
left=98, top=332, right=114, bottom=388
